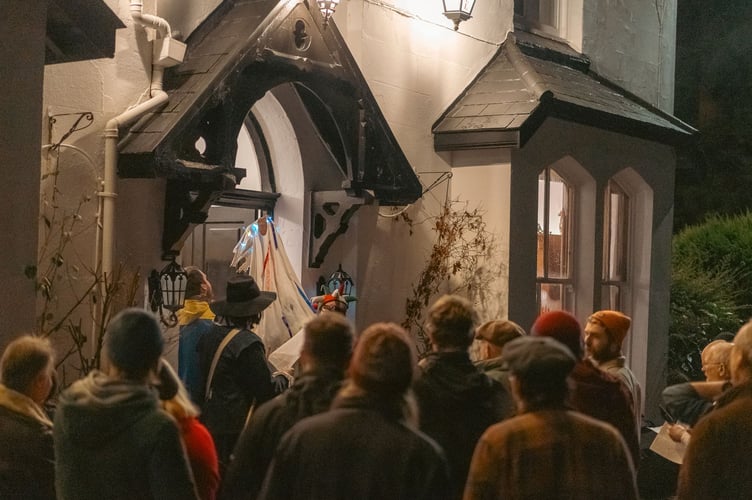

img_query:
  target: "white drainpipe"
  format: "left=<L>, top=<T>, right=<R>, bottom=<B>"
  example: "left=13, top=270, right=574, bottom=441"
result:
left=101, top=0, right=173, bottom=283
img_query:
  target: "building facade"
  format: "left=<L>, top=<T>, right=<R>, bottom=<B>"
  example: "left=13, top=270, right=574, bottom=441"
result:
left=1, top=0, right=692, bottom=419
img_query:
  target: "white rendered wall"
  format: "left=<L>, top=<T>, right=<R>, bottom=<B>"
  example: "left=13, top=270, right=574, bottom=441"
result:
left=582, top=0, right=677, bottom=112
left=37, top=0, right=680, bottom=351
left=332, top=0, right=515, bottom=328
left=450, top=159, right=513, bottom=323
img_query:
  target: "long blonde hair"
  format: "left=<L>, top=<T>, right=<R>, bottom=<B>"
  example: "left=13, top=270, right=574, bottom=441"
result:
left=159, top=361, right=200, bottom=420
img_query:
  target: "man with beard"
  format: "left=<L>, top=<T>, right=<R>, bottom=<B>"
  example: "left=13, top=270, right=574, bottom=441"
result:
left=585, top=310, right=642, bottom=437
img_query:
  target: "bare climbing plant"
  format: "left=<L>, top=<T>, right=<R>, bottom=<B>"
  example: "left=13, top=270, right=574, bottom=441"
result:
left=27, top=135, right=141, bottom=386
left=400, top=200, right=505, bottom=355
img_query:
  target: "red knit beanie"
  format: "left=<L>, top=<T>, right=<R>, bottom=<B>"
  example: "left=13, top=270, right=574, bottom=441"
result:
left=530, top=310, right=583, bottom=358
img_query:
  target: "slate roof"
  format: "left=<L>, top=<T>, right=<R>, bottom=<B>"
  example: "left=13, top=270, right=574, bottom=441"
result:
left=118, top=0, right=421, bottom=206
left=433, top=31, right=695, bottom=150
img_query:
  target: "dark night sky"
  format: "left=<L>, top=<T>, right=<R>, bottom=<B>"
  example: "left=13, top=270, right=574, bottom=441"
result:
left=673, top=0, right=752, bottom=229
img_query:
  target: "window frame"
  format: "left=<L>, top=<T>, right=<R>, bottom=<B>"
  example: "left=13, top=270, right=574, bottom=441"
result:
left=601, top=179, right=631, bottom=311
left=514, top=0, right=567, bottom=39
left=536, top=166, right=576, bottom=314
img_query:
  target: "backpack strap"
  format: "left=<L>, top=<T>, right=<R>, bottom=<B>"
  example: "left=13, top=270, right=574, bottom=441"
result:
left=204, top=328, right=241, bottom=401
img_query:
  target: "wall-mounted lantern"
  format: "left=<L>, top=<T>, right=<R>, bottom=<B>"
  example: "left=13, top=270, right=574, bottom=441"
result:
left=317, top=0, right=340, bottom=27
left=442, top=0, right=476, bottom=30
left=148, top=258, right=187, bottom=326
left=326, top=264, right=354, bottom=297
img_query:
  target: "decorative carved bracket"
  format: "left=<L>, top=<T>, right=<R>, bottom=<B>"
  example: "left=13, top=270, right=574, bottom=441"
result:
left=309, top=190, right=373, bottom=268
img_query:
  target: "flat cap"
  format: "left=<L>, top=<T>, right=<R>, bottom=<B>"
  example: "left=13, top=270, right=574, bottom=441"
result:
left=502, top=335, right=576, bottom=382
left=475, top=319, right=526, bottom=348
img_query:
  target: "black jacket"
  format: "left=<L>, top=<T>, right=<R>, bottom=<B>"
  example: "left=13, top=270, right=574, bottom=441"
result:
left=220, top=368, right=344, bottom=500
left=0, top=386, right=55, bottom=500
left=413, top=351, right=515, bottom=499
left=258, top=391, right=450, bottom=500
left=197, top=324, right=288, bottom=465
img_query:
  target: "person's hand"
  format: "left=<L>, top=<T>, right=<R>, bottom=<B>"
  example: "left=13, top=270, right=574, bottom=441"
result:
left=668, top=423, right=690, bottom=443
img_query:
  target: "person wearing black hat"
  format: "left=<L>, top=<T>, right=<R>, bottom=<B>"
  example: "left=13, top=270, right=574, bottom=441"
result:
left=54, top=308, right=199, bottom=500
left=463, top=336, right=637, bottom=500
left=196, top=274, right=289, bottom=469
left=220, top=312, right=355, bottom=500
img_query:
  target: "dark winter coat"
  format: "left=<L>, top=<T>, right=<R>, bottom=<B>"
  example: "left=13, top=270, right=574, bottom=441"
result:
left=0, top=385, right=55, bottom=500
left=258, top=391, right=450, bottom=500
left=474, top=355, right=513, bottom=392
left=413, top=351, right=515, bottom=499
left=677, top=381, right=752, bottom=500
left=53, top=372, right=198, bottom=500
left=568, top=359, right=641, bottom=466
left=197, top=324, right=288, bottom=464
left=220, top=368, right=344, bottom=500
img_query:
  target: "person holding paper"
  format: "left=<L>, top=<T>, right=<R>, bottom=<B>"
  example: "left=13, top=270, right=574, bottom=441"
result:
left=677, top=321, right=752, bottom=499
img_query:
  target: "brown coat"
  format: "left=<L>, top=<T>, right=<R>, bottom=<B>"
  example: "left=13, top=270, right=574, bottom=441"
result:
left=464, top=408, right=637, bottom=500
left=677, top=382, right=752, bottom=500
left=568, top=359, right=640, bottom=465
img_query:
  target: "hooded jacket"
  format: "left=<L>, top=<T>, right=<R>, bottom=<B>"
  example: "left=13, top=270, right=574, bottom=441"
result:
left=413, top=351, right=515, bottom=499
left=53, top=371, right=198, bottom=500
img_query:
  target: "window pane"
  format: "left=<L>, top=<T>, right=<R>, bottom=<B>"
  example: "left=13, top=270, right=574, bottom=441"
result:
left=537, top=282, right=575, bottom=315
left=537, top=168, right=572, bottom=279
left=605, top=182, right=629, bottom=281
left=602, top=284, right=621, bottom=310
left=539, top=0, right=558, bottom=28
left=541, top=283, right=563, bottom=312
left=537, top=171, right=546, bottom=278
left=547, top=170, right=570, bottom=278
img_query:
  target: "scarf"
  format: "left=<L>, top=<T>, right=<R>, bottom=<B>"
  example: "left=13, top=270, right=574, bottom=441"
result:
left=0, top=383, right=52, bottom=427
left=178, top=299, right=215, bottom=326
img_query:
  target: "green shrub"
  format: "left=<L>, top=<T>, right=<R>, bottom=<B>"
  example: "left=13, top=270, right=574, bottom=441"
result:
left=673, top=212, right=752, bottom=315
left=669, top=213, right=752, bottom=381
left=668, top=263, right=742, bottom=383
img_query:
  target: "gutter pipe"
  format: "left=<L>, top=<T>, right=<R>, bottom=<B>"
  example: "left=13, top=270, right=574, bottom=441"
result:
left=101, top=0, right=172, bottom=284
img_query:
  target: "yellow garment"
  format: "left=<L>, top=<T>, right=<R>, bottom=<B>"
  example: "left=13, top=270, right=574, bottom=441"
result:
left=0, top=383, right=52, bottom=427
left=177, top=299, right=215, bottom=326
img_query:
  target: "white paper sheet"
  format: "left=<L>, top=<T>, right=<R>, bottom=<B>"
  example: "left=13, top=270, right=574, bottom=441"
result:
left=649, top=422, right=688, bottom=464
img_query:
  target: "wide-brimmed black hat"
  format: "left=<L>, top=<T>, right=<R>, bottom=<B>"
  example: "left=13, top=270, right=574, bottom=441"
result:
left=210, top=275, right=276, bottom=318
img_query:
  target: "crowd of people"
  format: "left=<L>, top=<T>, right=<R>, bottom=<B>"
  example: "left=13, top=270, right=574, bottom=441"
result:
left=1, top=268, right=752, bottom=499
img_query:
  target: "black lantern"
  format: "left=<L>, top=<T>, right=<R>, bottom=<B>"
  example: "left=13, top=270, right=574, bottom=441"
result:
left=326, top=264, right=354, bottom=296
left=148, top=259, right=187, bottom=326
left=159, top=259, right=187, bottom=312
left=317, top=0, right=340, bottom=27
left=442, top=0, right=476, bottom=30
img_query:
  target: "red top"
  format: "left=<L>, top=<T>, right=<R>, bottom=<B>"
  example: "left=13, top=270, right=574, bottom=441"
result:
left=180, top=416, right=220, bottom=500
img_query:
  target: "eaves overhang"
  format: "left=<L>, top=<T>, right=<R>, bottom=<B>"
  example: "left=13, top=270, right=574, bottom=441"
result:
left=46, top=0, right=125, bottom=65
left=117, top=0, right=421, bottom=206
left=433, top=31, right=697, bottom=152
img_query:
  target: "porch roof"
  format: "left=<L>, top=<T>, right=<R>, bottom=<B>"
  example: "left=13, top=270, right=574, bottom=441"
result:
left=433, top=31, right=696, bottom=151
left=118, top=0, right=421, bottom=206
